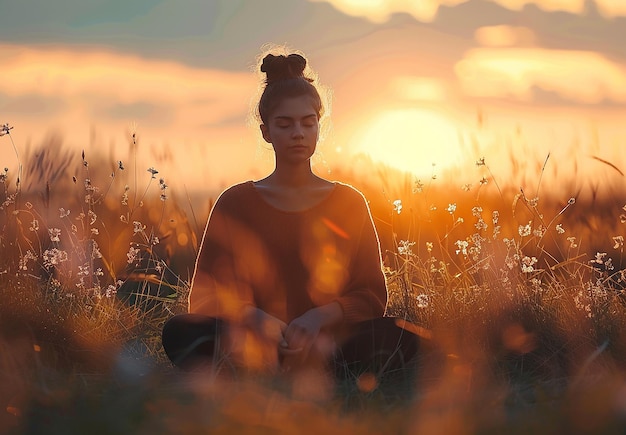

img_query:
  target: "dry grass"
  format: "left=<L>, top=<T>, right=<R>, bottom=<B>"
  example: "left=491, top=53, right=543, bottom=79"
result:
left=3, top=124, right=626, bottom=433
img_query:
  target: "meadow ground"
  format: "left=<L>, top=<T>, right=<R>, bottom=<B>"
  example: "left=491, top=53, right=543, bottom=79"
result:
left=2, top=126, right=626, bottom=434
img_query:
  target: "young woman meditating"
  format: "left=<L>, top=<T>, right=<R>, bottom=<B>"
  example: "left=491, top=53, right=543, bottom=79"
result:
left=162, top=50, right=418, bottom=385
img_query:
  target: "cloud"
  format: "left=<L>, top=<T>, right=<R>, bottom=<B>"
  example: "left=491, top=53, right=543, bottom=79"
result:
left=493, top=0, right=626, bottom=17
left=455, top=47, right=626, bottom=104
left=491, top=0, right=586, bottom=14
left=308, top=0, right=467, bottom=22
left=0, top=43, right=257, bottom=126
left=0, top=0, right=377, bottom=70
left=474, top=25, right=537, bottom=47
left=0, top=94, right=67, bottom=117
left=312, top=0, right=626, bottom=22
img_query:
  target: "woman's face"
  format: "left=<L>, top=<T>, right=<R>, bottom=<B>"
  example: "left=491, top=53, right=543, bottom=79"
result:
left=260, top=95, right=319, bottom=165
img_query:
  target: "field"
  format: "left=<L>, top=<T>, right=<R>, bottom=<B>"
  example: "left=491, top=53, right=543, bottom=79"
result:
left=2, top=122, right=626, bottom=434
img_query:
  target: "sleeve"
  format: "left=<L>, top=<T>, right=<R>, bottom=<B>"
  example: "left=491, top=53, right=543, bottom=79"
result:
left=335, top=193, right=387, bottom=323
left=188, top=194, right=254, bottom=322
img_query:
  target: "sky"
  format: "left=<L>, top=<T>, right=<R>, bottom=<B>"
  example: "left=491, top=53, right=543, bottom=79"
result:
left=1, top=0, right=625, bottom=193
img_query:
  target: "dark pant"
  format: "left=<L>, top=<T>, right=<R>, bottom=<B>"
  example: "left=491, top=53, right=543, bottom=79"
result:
left=162, top=314, right=419, bottom=381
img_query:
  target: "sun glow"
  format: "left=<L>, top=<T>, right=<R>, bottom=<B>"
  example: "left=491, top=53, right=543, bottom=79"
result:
left=353, top=109, right=461, bottom=176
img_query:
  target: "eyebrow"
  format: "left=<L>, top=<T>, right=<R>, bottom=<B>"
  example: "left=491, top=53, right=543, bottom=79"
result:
left=273, top=114, right=318, bottom=121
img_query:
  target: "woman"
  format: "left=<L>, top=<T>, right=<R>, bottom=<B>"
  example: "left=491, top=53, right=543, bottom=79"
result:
left=162, top=51, right=418, bottom=382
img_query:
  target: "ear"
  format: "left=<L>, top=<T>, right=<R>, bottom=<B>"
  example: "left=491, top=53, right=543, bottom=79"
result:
left=260, top=124, right=272, bottom=144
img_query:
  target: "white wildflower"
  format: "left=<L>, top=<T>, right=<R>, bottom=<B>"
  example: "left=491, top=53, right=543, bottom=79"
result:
left=455, top=240, right=469, bottom=256
left=521, top=256, right=538, bottom=273
left=393, top=199, right=402, bottom=214
left=518, top=222, right=531, bottom=237
left=533, top=225, right=546, bottom=238
left=415, top=294, right=429, bottom=309
left=48, top=228, right=61, bottom=242
left=426, top=242, right=433, bottom=253
left=78, top=263, right=90, bottom=277
left=398, top=240, right=416, bottom=256
left=133, top=221, right=145, bottom=235
left=42, top=248, right=69, bottom=268
left=92, top=240, right=102, bottom=259
left=127, top=246, right=140, bottom=264
left=591, top=252, right=607, bottom=265
left=475, top=218, right=488, bottom=231
left=105, top=285, right=117, bottom=298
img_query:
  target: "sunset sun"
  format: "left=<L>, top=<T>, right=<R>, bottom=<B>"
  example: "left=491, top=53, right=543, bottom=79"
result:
left=353, top=108, right=462, bottom=176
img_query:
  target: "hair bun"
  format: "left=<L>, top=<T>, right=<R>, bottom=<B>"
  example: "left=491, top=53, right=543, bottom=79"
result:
left=261, top=53, right=307, bottom=84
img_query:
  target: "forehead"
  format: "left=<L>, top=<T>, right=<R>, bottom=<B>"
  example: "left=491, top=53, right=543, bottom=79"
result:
left=271, top=95, right=318, bottom=119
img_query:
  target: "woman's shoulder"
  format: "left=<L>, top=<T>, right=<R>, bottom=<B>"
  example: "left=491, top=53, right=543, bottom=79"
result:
left=332, top=182, right=369, bottom=204
left=212, top=181, right=255, bottom=209
left=217, top=181, right=254, bottom=198
left=327, top=182, right=373, bottom=218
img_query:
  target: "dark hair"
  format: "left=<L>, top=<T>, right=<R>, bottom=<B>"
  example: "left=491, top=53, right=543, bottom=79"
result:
left=257, top=53, right=324, bottom=124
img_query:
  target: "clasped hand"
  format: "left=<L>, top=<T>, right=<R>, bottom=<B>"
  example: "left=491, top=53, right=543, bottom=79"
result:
left=244, top=303, right=342, bottom=372
left=245, top=307, right=323, bottom=369
left=281, top=310, right=323, bottom=359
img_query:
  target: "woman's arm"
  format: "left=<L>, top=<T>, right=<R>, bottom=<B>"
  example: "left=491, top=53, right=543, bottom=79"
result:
left=188, top=195, right=254, bottom=322
left=334, top=195, right=387, bottom=323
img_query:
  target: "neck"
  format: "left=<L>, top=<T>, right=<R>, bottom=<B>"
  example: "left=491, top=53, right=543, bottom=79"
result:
left=270, top=161, right=317, bottom=188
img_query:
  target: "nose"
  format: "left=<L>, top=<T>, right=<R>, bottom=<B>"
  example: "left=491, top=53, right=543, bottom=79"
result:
left=292, top=123, right=304, bottom=138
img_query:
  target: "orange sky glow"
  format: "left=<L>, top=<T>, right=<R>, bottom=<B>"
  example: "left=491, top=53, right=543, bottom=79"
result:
left=1, top=0, right=625, bottom=197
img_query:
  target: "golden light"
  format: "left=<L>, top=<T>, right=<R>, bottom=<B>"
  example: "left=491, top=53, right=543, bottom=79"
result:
left=352, top=109, right=461, bottom=176
left=391, top=77, right=448, bottom=102
left=474, top=25, right=536, bottom=47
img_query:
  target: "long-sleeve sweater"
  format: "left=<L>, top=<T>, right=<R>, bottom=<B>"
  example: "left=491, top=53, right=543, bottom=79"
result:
left=188, top=180, right=387, bottom=327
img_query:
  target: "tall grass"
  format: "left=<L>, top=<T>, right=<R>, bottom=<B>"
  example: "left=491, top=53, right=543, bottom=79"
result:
left=3, top=122, right=626, bottom=433
left=0, top=125, right=195, bottom=378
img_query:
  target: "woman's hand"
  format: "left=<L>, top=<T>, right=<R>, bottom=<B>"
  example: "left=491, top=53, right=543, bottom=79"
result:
left=281, top=302, right=344, bottom=368
left=243, top=306, right=288, bottom=346
left=239, top=306, right=295, bottom=372
left=282, top=310, right=322, bottom=357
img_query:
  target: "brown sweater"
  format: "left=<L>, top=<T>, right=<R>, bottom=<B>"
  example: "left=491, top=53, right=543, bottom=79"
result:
left=189, top=181, right=387, bottom=326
